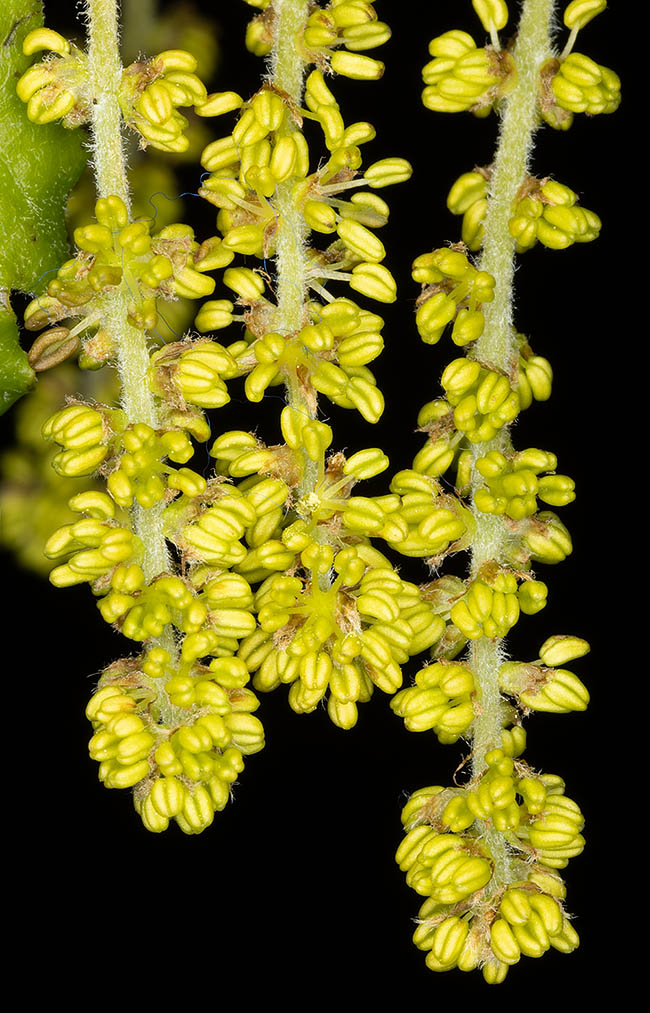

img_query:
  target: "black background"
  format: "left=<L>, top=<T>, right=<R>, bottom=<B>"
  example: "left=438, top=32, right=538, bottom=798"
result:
left=2, top=0, right=630, bottom=1001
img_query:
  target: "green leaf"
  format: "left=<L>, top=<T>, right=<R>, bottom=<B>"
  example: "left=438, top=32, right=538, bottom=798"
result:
left=0, top=0, right=86, bottom=413
left=0, top=293, right=33, bottom=412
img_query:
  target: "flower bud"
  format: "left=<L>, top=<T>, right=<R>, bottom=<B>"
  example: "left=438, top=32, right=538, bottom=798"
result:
left=538, top=635, right=590, bottom=667
left=331, top=52, right=385, bottom=80
left=349, top=263, right=397, bottom=304
left=472, top=1, right=509, bottom=32
left=563, top=0, right=606, bottom=31
left=343, top=448, right=389, bottom=479
left=364, top=158, right=413, bottom=188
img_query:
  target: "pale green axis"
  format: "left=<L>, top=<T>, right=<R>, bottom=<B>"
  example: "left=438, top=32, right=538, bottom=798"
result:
left=268, top=0, right=319, bottom=500
left=85, top=0, right=170, bottom=585
left=467, top=0, right=555, bottom=883
left=85, top=0, right=177, bottom=719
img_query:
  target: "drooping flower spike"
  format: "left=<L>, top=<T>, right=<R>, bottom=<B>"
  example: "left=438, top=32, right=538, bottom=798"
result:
left=392, top=0, right=618, bottom=982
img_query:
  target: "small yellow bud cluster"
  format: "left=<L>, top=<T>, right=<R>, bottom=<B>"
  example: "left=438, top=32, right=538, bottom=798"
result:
left=422, top=22, right=515, bottom=117
left=512, top=510, right=574, bottom=566
left=17, top=30, right=209, bottom=152
left=240, top=546, right=445, bottom=729
left=397, top=827, right=492, bottom=906
left=197, top=59, right=410, bottom=314
left=86, top=650, right=264, bottom=833
left=540, top=2, right=620, bottom=129
left=517, top=342, right=553, bottom=407
left=499, top=635, right=590, bottom=713
left=16, top=28, right=89, bottom=127
left=440, top=357, right=520, bottom=443
left=550, top=53, right=620, bottom=116
left=449, top=567, right=548, bottom=641
left=396, top=757, right=583, bottom=980
left=446, top=170, right=490, bottom=250
left=41, top=403, right=125, bottom=477
left=119, top=49, right=208, bottom=152
left=44, top=490, right=142, bottom=588
left=385, top=469, right=472, bottom=561
left=301, top=1, right=390, bottom=79
left=488, top=886, right=579, bottom=970
left=471, top=447, right=575, bottom=519
left=391, top=662, right=476, bottom=743
left=412, top=247, right=495, bottom=347
left=197, top=296, right=390, bottom=421
left=199, top=82, right=308, bottom=210
left=241, top=0, right=391, bottom=71
left=149, top=338, right=239, bottom=410
left=106, top=423, right=206, bottom=508
left=23, top=197, right=226, bottom=365
left=100, top=568, right=256, bottom=646
left=445, top=174, right=601, bottom=253
left=509, top=178, right=601, bottom=251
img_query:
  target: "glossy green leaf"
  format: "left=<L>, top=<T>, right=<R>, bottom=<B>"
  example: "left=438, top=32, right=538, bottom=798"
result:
left=0, top=0, right=86, bottom=413
left=0, top=295, right=33, bottom=412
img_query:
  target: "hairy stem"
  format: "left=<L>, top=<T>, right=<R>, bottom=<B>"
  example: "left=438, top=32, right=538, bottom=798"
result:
left=269, top=0, right=318, bottom=499
left=475, top=0, right=555, bottom=370
left=467, top=0, right=555, bottom=883
left=85, top=0, right=130, bottom=208
left=85, top=0, right=170, bottom=585
left=270, top=0, right=310, bottom=335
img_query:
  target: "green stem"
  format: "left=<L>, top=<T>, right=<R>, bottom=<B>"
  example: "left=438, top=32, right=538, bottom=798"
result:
left=269, top=0, right=318, bottom=500
left=85, top=0, right=170, bottom=586
left=475, top=0, right=555, bottom=370
left=85, top=0, right=130, bottom=209
left=467, top=0, right=555, bottom=883
left=270, top=0, right=310, bottom=336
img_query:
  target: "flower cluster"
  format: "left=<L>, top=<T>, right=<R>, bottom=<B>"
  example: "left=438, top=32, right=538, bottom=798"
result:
left=540, top=0, right=620, bottom=129
left=391, top=662, right=476, bottom=743
left=17, top=29, right=209, bottom=151
left=242, top=0, right=391, bottom=72
left=509, top=179, right=601, bottom=252
left=195, top=291, right=391, bottom=422
left=499, top=634, right=590, bottom=713
left=11, top=2, right=612, bottom=978
left=390, top=0, right=616, bottom=982
left=396, top=760, right=582, bottom=979
left=421, top=30, right=514, bottom=116
left=23, top=0, right=423, bottom=830
left=87, top=649, right=263, bottom=834
left=23, top=195, right=226, bottom=368
left=15, top=28, right=88, bottom=127
left=449, top=566, right=548, bottom=641
left=241, top=548, right=444, bottom=728
left=118, top=49, right=207, bottom=153
left=413, top=247, right=495, bottom=347
left=445, top=172, right=601, bottom=253
left=472, top=448, right=575, bottom=519
left=191, top=54, right=413, bottom=426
